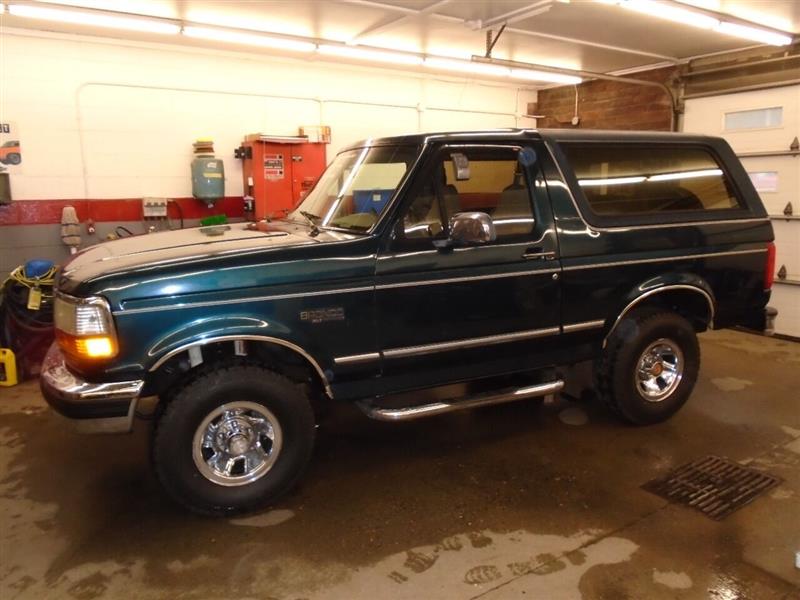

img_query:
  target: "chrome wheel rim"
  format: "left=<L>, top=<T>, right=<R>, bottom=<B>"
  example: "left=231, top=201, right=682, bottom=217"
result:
left=635, top=338, right=684, bottom=403
left=192, top=401, right=283, bottom=487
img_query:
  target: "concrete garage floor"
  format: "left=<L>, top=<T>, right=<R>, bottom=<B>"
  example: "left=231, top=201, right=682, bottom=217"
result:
left=1, top=329, right=799, bottom=600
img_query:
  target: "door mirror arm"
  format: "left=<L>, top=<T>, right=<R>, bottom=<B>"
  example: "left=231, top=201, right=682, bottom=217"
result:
left=432, top=237, right=455, bottom=251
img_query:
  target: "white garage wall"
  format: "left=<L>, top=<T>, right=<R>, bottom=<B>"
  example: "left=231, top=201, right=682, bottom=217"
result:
left=0, top=29, right=535, bottom=201
left=683, top=85, right=800, bottom=338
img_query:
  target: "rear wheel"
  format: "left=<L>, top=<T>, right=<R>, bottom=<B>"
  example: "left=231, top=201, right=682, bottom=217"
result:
left=153, top=364, right=315, bottom=515
left=596, top=310, right=699, bottom=425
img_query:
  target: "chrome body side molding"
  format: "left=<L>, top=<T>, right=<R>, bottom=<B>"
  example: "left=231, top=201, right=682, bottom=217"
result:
left=382, top=326, right=561, bottom=359
left=113, top=285, right=374, bottom=316
left=375, top=268, right=560, bottom=290
left=562, top=248, right=767, bottom=272
left=335, top=321, right=609, bottom=365
left=562, top=319, right=606, bottom=333
left=333, top=352, right=381, bottom=365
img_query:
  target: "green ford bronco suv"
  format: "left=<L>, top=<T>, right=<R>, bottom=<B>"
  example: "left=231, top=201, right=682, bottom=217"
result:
left=41, top=129, right=777, bottom=514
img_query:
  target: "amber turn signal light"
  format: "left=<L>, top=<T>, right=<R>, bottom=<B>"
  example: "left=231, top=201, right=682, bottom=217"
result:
left=56, top=330, right=118, bottom=360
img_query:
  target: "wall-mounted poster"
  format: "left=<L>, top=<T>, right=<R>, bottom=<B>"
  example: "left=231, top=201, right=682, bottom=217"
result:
left=0, top=122, right=22, bottom=167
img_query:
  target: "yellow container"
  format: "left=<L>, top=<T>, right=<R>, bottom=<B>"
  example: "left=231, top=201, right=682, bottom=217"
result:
left=0, top=348, right=18, bottom=387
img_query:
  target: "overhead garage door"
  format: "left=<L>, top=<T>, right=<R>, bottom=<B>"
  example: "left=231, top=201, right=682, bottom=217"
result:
left=684, top=85, right=800, bottom=338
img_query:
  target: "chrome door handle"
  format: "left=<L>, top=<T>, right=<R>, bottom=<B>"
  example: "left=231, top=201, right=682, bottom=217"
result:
left=523, top=249, right=556, bottom=260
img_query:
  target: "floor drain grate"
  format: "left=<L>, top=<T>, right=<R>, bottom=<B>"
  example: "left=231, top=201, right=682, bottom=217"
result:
left=642, top=455, right=781, bottom=520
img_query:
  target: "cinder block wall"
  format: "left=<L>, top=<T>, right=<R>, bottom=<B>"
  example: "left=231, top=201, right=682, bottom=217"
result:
left=531, top=66, right=676, bottom=131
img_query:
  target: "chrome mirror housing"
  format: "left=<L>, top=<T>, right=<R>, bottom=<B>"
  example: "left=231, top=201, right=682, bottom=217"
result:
left=449, top=212, right=496, bottom=245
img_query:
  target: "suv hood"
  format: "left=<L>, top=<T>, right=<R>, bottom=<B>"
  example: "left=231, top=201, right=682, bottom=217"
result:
left=60, top=223, right=330, bottom=286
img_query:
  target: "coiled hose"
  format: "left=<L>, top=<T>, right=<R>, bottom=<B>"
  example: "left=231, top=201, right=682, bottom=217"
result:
left=0, top=265, right=56, bottom=379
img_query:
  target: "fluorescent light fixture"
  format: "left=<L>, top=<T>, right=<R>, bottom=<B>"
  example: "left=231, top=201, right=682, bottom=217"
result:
left=579, top=176, right=646, bottom=187
left=8, top=3, right=180, bottom=34
left=424, top=57, right=510, bottom=77
left=611, top=0, right=793, bottom=46
left=715, top=21, right=792, bottom=46
left=621, top=0, right=719, bottom=29
left=511, top=68, right=582, bottom=84
left=648, top=168, right=722, bottom=182
left=183, top=26, right=316, bottom=52
left=318, top=44, right=423, bottom=65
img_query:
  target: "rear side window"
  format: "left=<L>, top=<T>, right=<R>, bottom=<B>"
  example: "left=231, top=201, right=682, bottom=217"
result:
left=562, top=144, right=743, bottom=218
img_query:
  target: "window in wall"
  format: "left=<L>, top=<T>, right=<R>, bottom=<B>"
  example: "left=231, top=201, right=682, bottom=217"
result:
left=724, top=107, right=783, bottom=131
left=748, top=171, right=779, bottom=193
left=563, top=144, right=743, bottom=216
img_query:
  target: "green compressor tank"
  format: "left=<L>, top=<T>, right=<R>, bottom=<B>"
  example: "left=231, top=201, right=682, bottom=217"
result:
left=191, top=139, right=225, bottom=206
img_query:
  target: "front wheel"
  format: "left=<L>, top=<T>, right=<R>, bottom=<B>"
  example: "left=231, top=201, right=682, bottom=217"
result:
left=153, top=364, right=316, bottom=515
left=595, top=310, right=700, bottom=425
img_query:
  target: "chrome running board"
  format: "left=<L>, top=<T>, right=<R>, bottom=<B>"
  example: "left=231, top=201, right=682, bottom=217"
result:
left=357, top=380, right=564, bottom=422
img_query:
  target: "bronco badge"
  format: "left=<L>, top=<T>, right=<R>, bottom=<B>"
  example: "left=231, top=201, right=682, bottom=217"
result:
left=300, top=307, right=345, bottom=324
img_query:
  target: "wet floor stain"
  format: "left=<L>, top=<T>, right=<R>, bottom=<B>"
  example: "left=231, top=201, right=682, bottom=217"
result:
left=467, top=531, right=492, bottom=548
left=782, top=432, right=800, bottom=455
left=165, top=555, right=217, bottom=574
left=710, top=377, right=753, bottom=392
left=652, top=569, right=693, bottom=590
left=781, top=426, right=800, bottom=439
left=285, top=529, right=640, bottom=599
left=66, top=571, right=110, bottom=600
left=769, top=487, right=794, bottom=500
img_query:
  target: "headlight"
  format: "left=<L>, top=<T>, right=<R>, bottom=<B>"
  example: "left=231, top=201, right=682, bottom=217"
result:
left=54, top=293, right=118, bottom=359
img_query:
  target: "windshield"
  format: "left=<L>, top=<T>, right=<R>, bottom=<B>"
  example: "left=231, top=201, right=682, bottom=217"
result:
left=289, top=145, right=419, bottom=232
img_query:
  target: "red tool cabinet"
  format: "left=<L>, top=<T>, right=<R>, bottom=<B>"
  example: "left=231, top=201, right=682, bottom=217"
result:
left=237, top=135, right=328, bottom=220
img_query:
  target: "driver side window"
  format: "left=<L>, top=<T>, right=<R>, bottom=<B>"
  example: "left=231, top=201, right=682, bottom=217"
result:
left=399, top=145, right=536, bottom=243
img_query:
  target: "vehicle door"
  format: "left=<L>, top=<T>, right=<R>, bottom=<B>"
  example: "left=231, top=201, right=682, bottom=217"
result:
left=374, top=142, right=562, bottom=393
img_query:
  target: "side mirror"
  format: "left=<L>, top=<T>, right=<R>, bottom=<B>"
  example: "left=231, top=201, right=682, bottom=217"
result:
left=448, top=212, right=496, bottom=246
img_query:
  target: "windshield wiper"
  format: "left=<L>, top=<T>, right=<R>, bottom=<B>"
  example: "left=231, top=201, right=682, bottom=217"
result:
left=300, top=210, right=320, bottom=223
left=299, top=210, right=321, bottom=236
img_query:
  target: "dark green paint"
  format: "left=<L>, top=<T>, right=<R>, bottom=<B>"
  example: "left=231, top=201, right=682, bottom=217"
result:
left=56, top=129, right=774, bottom=401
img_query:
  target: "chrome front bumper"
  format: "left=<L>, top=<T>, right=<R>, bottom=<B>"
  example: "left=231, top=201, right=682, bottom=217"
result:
left=40, top=343, right=144, bottom=434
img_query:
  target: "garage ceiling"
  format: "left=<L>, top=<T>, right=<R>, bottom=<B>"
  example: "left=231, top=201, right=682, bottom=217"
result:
left=4, top=0, right=799, bottom=79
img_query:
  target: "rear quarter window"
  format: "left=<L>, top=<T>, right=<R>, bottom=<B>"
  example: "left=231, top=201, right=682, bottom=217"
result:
left=561, top=144, right=745, bottom=222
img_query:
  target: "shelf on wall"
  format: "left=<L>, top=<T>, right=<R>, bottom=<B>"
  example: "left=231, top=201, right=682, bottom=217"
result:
left=774, top=278, right=800, bottom=286
left=769, top=214, right=800, bottom=221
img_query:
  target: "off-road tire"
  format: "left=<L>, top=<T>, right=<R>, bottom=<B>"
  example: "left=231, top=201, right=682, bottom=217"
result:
left=595, top=310, right=699, bottom=425
left=152, top=363, right=315, bottom=515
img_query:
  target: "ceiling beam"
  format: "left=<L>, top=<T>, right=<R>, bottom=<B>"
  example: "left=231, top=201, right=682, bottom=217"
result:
left=336, top=0, right=680, bottom=62
left=336, top=0, right=461, bottom=23
left=349, top=0, right=452, bottom=43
